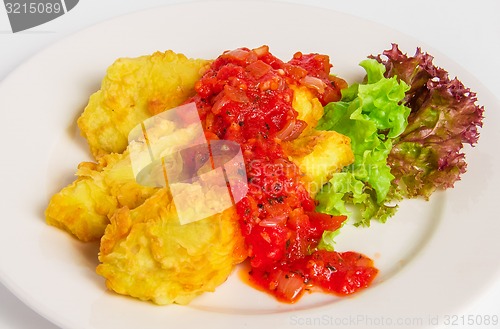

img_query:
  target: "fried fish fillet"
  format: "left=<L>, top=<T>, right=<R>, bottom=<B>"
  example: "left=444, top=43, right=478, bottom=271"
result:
left=45, top=115, right=202, bottom=242
left=45, top=151, right=158, bottom=242
left=290, top=84, right=324, bottom=135
left=285, top=84, right=354, bottom=196
left=283, top=130, right=354, bottom=196
left=97, top=187, right=246, bottom=305
left=46, top=50, right=354, bottom=306
left=77, top=50, right=211, bottom=159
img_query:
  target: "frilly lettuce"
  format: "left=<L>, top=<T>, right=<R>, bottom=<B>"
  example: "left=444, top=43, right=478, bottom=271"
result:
left=316, top=59, right=410, bottom=226
left=315, top=45, right=484, bottom=228
left=372, top=44, right=484, bottom=198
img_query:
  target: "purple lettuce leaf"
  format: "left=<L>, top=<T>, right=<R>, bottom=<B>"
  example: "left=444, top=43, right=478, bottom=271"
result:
left=371, top=44, right=484, bottom=198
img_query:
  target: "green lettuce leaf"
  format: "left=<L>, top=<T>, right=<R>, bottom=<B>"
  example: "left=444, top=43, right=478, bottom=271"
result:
left=316, top=59, right=410, bottom=226
left=316, top=223, right=343, bottom=251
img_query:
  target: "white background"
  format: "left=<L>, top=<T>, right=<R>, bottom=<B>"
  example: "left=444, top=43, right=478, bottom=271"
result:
left=0, top=0, right=499, bottom=328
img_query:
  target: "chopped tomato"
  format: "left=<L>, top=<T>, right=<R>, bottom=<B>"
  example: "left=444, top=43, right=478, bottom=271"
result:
left=302, top=250, right=379, bottom=296
left=185, top=46, right=377, bottom=303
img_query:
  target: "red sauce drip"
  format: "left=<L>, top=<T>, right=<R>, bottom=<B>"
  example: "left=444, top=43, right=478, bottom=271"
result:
left=186, top=46, right=377, bottom=303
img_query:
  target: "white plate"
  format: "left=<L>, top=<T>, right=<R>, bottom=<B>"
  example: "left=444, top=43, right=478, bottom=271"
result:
left=0, top=1, right=499, bottom=328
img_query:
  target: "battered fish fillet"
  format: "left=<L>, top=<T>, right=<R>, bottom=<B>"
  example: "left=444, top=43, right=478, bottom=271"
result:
left=97, top=187, right=246, bottom=305
left=46, top=50, right=353, bottom=305
left=283, top=131, right=354, bottom=196
left=78, top=50, right=211, bottom=159
left=45, top=151, right=158, bottom=242
left=46, top=116, right=201, bottom=242
left=290, top=85, right=324, bottom=134
left=286, top=85, right=354, bottom=196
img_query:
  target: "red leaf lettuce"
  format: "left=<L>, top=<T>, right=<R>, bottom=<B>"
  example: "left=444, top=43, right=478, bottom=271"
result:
left=371, top=44, right=484, bottom=198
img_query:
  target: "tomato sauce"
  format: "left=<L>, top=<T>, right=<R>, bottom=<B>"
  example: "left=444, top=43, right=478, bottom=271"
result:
left=187, top=46, right=377, bottom=303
